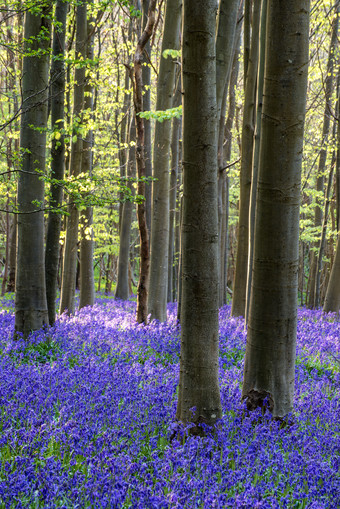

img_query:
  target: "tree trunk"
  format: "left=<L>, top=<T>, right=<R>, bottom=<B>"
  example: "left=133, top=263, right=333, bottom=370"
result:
left=115, top=117, right=136, bottom=300
left=176, top=0, right=222, bottom=429
left=45, top=0, right=68, bottom=325
left=15, top=5, right=51, bottom=338
left=60, top=2, right=87, bottom=315
left=142, top=0, right=153, bottom=234
left=245, top=0, right=267, bottom=324
left=308, top=7, right=338, bottom=308
left=7, top=212, right=17, bottom=293
left=168, top=80, right=181, bottom=303
left=231, top=0, right=261, bottom=317
left=148, top=0, right=181, bottom=322
left=133, top=0, right=157, bottom=324
left=242, top=0, right=310, bottom=418
left=79, top=9, right=95, bottom=310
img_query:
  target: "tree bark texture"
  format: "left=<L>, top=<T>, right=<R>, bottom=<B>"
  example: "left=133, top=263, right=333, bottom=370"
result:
left=133, top=0, right=157, bottom=324
left=176, top=0, right=222, bottom=428
left=148, top=0, right=181, bottom=322
left=79, top=9, right=95, bottom=310
left=115, top=117, right=136, bottom=300
left=242, top=0, right=310, bottom=418
left=60, top=2, right=87, bottom=315
left=142, top=0, right=153, bottom=234
left=231, top=0, right=261, bottom=317
left=167, top=81, right=181, bottom=303
left=15, top=5, right=51, bottom=338
left=307, top=7, right=338, bottom=309
left=245, top=0, right=267, bottom=324
left=45, top=0, right=68, bottom=325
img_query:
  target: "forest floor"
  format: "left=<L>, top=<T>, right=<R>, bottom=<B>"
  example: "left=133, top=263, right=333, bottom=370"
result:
left=0, top=294, right=339, bottom=508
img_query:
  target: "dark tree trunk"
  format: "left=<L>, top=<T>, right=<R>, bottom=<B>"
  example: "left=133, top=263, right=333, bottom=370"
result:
left=45, top=0, right=68, bottom=325
left=176, top=0, right=222, bottom=429
left=133, top=0, right=157, bottom=324
left=15, top=5, right=51, bottom=338
left=242, top=0, right=310, bottom=418
left=60, top=2, right=87, bottom=315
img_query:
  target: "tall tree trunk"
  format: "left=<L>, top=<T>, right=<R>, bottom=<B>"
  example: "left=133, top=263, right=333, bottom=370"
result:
left=79, top=7, right=95, bottom=310
left=242, top=0, right=310, bottom=417
left=231, top=1, right=261, bottom=317
left=308, top=7, right=338, bottom=308
left=7, top=212, right=17, bottom=293
left=133, top=0, right=157, bottom=324
left=45, top=0, right=68, bottom=325
left=218, top=4, right=243, bottom=306
left=176, top=0, right=222, bottom=429
left=60, top=2, right=87, bottom=315
left=167, top=81, right=181, bottom=303
left=15, top=5, right=51, bottom=338
left=115, top=117, right=136, bottom=300
left=142, top=0, right=153, bottom=234
left=245, top=0, right=267, bottom=324
left=148, top=0, right=181, bottom=322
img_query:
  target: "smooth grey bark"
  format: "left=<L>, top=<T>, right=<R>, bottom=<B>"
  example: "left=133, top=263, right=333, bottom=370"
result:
left=133, top=0, right=157, bottom=324
left=215, top=0, right=239, bottom=120
left=60, top=2, right=87, bottom=315
left=15, top=5, right=51, bottom=338
left=218, top=5, right=243, bottom=306
left=308, top=7, right=338, bottom=309
left=231, top=0, right=261, bottom=317
left=245, top=0, right=267, bottom=324
left=176, top=0, right=222, bottom=428
left=142, top=0, right=153, bottom=234
left=242, top=0, right=310, bottom=417
left=45, top=0, right=67, bottom=325
left=168, top=79, right=181, bottom=303
left=79, top=9, right=95, bottom=310
left=323, top=75, right=340, bottom=313
left=148, top=0, right=181, bottom=322
left=7, top=212, right=17, bottom=293
left=115, top=118, right=136, bottom=300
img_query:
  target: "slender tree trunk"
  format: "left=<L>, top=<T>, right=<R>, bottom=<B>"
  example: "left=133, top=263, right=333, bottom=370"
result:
left=60, top=2, right=87, bottom=315
left=45, top=0, right=67, bottom=325
left=168, top=79, right=181, bottom=303
left=245, top=0, right=267, bottom=324
left=308, top=8, right=338, bottom=308
left=242, top=0, right=310, bottom=418
left=176, top=0, right=222, bottom=429
left=133, top=0, right=157, bottom=324
left=15, top=5, right=51, bottom=338
left=7, top=212, right=17, bottom=293
left=79, top=9, right=95, bottom=310
left=115, top=117, right=136, bottom=300
left=231, top=1, right=261, bottom=317
left=142, top=0, right=153, bottom=234
left=148, top=0, right=181, bottom=322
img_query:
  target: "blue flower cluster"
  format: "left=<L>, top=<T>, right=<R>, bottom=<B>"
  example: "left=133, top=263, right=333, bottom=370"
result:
left=0, top=296, right=339, bottom=508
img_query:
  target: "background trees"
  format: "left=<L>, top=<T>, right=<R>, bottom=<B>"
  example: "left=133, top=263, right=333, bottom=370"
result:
left=0, top=0, right=339, bottom=414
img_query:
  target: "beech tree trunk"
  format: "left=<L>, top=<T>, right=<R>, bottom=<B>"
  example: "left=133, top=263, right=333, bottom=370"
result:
left=245, top=0, right=267, bottom=324
left=15, top=5, right=51, bottom=338
left=308, top=8, right=338, bottom=309
left=142, top=0, right=153, bottom=234
left=115, top=118, right=136, bottom=300
left=79, top=9, right=95, bottom=310
left=60, top=2, right=87, bottom=315
left=148, top=0, right=181, bottom=322
left=133, top=0, right=157, bottom=324
left=45, top=0, right=68, bottom=325
left=231, top=0, right=261, bottom=317
left=176, top=0, right=222, bottom=428
left=242, top=0, right=310, bottom=418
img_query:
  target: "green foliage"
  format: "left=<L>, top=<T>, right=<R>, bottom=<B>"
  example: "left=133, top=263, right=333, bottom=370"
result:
left=139, top=105, right=182, bottom=122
